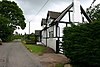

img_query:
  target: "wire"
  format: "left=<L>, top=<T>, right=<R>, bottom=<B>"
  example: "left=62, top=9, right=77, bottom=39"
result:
left=90, top=0, right=96, bottom=8
left=92, top=0, right=96, bottom=4
left=36, top=0, right=49, bottom=16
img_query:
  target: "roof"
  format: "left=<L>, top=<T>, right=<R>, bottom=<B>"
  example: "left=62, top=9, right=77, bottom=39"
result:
left=55, top=3, right=73, bottom=22
left=35, top=30, right=41, bottom=36
left=54, top=3, right=92, bottom=23
left=41, top=18, right=46, bottom=26
left=47, top=11, right=61, bottom=19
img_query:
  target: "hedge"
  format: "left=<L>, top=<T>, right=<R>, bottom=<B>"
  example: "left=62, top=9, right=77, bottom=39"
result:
left=62, top=22, right=100, bottom=67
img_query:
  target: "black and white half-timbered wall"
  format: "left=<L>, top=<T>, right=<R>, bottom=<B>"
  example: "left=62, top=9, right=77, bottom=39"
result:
left=40, top=0, right=92, bottom=53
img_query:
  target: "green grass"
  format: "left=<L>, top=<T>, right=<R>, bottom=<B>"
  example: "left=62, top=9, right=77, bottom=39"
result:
left=25, top=44, right=46, bottom=55
left=55, top=63, right=64, bottom=67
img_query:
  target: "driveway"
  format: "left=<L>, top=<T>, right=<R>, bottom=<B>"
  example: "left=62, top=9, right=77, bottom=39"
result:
left=0, top=41, right=42, bottom=67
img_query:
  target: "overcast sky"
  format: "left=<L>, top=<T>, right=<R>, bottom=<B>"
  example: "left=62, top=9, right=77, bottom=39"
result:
left=6, top=0, right=100, bottom=34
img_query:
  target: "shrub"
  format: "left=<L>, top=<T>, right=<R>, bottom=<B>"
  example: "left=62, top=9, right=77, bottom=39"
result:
left=62, top=22, right=100, bottom=67
left=23, top=33, right=35, bottom=44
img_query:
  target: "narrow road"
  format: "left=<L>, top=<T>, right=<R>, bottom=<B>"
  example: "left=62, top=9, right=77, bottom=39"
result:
left=0, top=41, right=42, bottom=67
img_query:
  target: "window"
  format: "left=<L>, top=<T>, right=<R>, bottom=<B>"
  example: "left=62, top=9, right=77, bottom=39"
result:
left=49, top=31, right=54, bottom=38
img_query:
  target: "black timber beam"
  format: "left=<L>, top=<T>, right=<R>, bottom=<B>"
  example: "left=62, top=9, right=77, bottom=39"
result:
left=80, top=5, right=92, bottom=23
left=54, top=3, right=73, bottom=22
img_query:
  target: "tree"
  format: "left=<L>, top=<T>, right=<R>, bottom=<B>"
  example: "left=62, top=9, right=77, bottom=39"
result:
left=0, top=0, right=26, bottom=29
left=86, top=3, right=100, bottom=22
left=0, top=16, right=14, bottom=41
left=0, top=0, right=26, bottom=41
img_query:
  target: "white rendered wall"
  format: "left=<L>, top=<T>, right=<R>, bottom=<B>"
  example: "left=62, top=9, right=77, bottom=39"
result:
left=59, top=23, right=66, bottom=37
left=41, top=30, right=46, bottom=45
left=73, top=0, right=82, bottom=23
left=47, top=38, right=57, bottom=51
left=53, top=25, right=56, bottom=37
left=42, top=39, right=46, bottom=45
left=47, top=25, right=56, bottom=51
left=41, top=27, right=57, bottom=51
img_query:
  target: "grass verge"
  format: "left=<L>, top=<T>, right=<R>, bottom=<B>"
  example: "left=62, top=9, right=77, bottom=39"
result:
left=25, top=44, right=46, bottom=55
left=55, top=63, right=64, bottom=67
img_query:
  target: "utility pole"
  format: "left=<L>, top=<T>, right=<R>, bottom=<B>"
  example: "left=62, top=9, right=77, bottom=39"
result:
left=28, top=20, right=32, bottom=34
left=29, top=21, right=30, bottom=34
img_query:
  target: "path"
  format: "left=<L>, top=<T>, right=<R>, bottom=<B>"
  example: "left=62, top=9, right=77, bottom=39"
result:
left=0, top=41, right=42, bottom=67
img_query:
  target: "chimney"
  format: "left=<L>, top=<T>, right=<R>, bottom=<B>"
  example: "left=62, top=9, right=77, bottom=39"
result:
left=73, top=0, right=82, bottom=23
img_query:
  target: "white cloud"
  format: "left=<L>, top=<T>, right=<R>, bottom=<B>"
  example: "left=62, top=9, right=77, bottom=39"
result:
left=9, top=0, right=100, bottom=34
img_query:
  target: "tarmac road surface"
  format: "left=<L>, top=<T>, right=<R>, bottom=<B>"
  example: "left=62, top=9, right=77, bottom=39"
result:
left=0, top=41, right=42, bottom=67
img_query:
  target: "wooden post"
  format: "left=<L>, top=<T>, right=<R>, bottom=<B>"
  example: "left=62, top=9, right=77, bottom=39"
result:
left=56, top=39, right=59, bottom=53
left=69, top=11, right=71, bottom=22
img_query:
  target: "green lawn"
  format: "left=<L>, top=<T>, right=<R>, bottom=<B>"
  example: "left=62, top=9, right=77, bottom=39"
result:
left=25, top=44, right=46, bottom=55
left=55, top=63, right=64, bottom=67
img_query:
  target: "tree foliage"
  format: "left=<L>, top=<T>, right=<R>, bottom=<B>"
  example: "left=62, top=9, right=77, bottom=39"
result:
left=62, top=22, right=100, bottom=67
left=86, top=3, right=100, bottom=22
left=0, top=0, right=26, bottom=41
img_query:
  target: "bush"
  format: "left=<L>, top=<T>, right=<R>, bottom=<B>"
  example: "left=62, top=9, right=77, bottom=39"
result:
left=1, top=34, right=14, bottom=42
left=62, top=22, right=100, bottom=67
left=23, top=33, right=35, bottom=44
left=14, top=34, right=23, bottom=39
